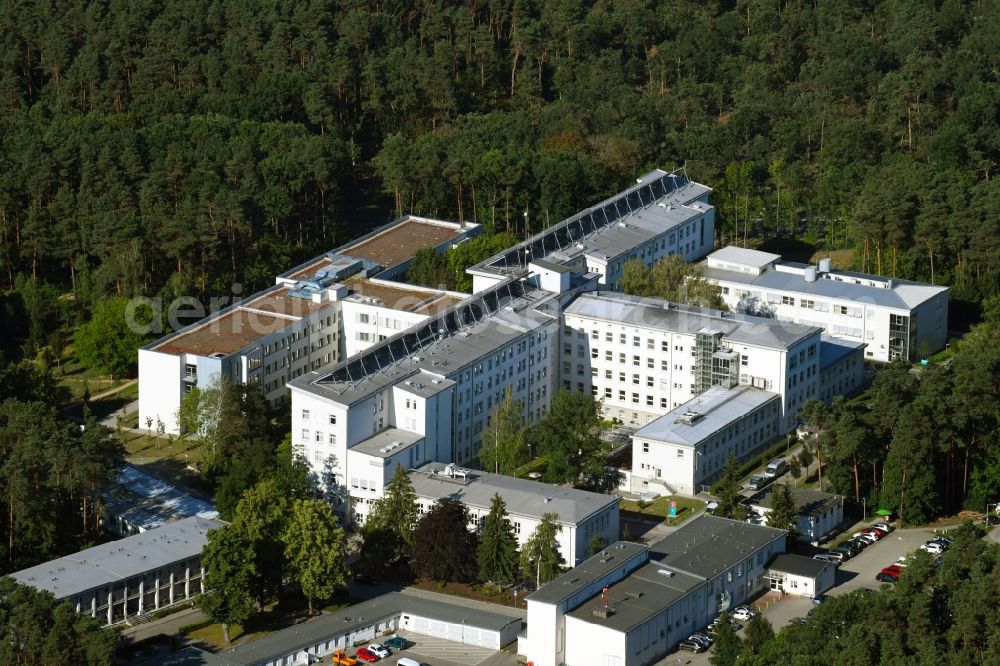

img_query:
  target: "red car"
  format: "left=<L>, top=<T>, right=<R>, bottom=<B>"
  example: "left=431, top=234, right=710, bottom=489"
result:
left=355, top=647, right=379, bottom=663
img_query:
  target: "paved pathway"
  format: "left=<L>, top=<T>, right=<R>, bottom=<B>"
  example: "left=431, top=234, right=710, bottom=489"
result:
left=121, top=605, right=206, bottom=644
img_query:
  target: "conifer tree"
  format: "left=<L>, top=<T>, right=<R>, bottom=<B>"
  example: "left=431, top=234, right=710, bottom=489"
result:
left=477, top=494, right=519, bottom=585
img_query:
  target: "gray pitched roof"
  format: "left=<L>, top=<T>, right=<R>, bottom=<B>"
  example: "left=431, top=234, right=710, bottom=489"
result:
left=748, top=485, right=843, bottom=518
left=409, top=463, right=620, bottom=525
left=223, top=592, right=520, bottom=664
left=565, top=560, right=704, bottom=632
left=703, top=264, right=947, bottom=310
left=767, top=553, right=831, bottom=578
left=647, top=515, right=787, bottom=580
left=9, top=517, right=225, bottom=600
left=527, top=541, right=650, bottom=605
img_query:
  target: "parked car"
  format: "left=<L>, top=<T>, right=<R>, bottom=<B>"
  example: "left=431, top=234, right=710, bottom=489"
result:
left=747, top=475, right=770, bottom=491
left=705, top=500, right=719, bottom=515
left=848, top=537, right=870, bottom=551
left=876, top=565, right=904, bottom=582
left=764, top=458, right=789, bottom=479
left=852, top=532, right=879, bottom=545
left=812, top=594, right=829, bottom=605
left=679, top=639, right=706, bottom=653
left=831, top=546, right=854, bottom=560
left=354, top=648, right=379, bottom=663
left=396, top=659, right=422, bottom=666
left=732, top=607, right=757, bottom=621
left=353, top=573, right=378, bottom=586
left=813, top=554, right=840, bottom=565
left=367, top=644, right=390, bottom=659
left=921, top=541, right=946, bottom=554
left=687, top=634, right=712, bottom=648
left=928, top=536, right=952, bottom=547
left=383, top=636, right=409, bottom=651
left=870, top=522, right=894, bottom=533
left=825, top=550, right=846, bottom=563
left=866, top=527, right=888, bottom=537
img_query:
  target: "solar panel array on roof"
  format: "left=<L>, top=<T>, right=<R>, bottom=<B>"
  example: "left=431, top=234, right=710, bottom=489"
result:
left=319, top=278, right=531, bottom=385
left=478, top=170, right=693, bottom=272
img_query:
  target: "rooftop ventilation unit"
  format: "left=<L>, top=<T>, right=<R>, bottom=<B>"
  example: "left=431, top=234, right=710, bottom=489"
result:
left=676, top=411, right=704, bottom=425
left=657, top=569, right=675, bottom=577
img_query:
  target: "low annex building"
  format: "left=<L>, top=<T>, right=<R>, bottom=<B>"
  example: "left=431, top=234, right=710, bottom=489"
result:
left=151, top=591, right=523, bottom=666
left=9, top=516, right=223, bottom=627
left=765, top=553, right=835, bottom=598
left=746, top=485, right=845, bottom=544
left=103, top=464, right=217, bottom=536
left=408, top=462, right=620, bottom=566
left=519, top=515, right=787, bottom=666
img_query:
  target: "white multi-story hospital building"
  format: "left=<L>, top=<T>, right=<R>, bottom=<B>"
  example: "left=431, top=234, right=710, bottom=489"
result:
left=702, top=246, right=949, bottom=362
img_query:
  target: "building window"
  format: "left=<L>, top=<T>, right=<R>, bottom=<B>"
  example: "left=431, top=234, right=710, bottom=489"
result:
left=800, top=299, right=814, bottom=309
left=301, top=409, right=310, bottom=420
left=642, top=442, right=649, bottom=453
left=781, top=296, right=795, bottom=306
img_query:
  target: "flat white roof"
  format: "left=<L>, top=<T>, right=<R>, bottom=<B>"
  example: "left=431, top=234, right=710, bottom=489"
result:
left=634, top=386, right=780, bottom=447
left=707, top=246, right=781, bottom=270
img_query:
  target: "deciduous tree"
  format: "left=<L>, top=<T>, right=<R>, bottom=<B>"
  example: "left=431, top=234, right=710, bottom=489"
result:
left=283, top=499, right=349, bottom=614
left=412, top=498, right=478, bottom=582
left=479, top=387, right=528, bottom=475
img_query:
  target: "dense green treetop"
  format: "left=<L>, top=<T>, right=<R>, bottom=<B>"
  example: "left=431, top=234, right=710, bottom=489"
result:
left=0, top=0, right=997, bottom=323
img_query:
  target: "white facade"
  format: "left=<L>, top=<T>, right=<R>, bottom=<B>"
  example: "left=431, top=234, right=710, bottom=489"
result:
left=749, top=486, right=845, bottom=544
left=631, top=386, right=781, bottom=497
left=10, top=517, right=222, bottom=627
left=468, top=169, right=715, bottom=294
left=766, top=554, right=836, bottom=598
left=703, top=246, right=949, bottom=362
left=139, top=216, right=476, bottom=435
left=561, top=292, right=823, bottom=433
left=521, top=517, right=788, bottom=666
left=408, top=463, right=620, bottom=566
left=138, top=286, right=341, bottom=434
left=289, top=280, right=560, bottom=522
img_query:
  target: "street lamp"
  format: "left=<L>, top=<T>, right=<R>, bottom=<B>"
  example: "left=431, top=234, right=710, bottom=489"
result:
left=862, top=497, right=866, bottom=523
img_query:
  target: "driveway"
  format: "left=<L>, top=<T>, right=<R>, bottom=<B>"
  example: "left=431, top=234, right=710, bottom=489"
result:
left=828, top=526, right=941, bottom=597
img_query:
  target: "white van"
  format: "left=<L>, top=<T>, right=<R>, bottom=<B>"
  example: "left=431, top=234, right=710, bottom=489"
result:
left=763, top=458, right=788, bottom=479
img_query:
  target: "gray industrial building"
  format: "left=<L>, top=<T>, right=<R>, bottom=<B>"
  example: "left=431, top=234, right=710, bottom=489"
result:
left=9, top=516, right=223, bottom=626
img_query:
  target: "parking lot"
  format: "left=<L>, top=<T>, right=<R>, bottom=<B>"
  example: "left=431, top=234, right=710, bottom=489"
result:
left=375, top=633, right=518, bottom=666
left=652, top=524, right=954, bottom=665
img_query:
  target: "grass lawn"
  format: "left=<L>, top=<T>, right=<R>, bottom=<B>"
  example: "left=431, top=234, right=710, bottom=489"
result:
left=186, top=621, right=267, bottom=648
left=63, top=382, right=139, bottom=421
left=57, top=351, right=130, bottom=399
left=620, top=495, right=704, bottom=525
